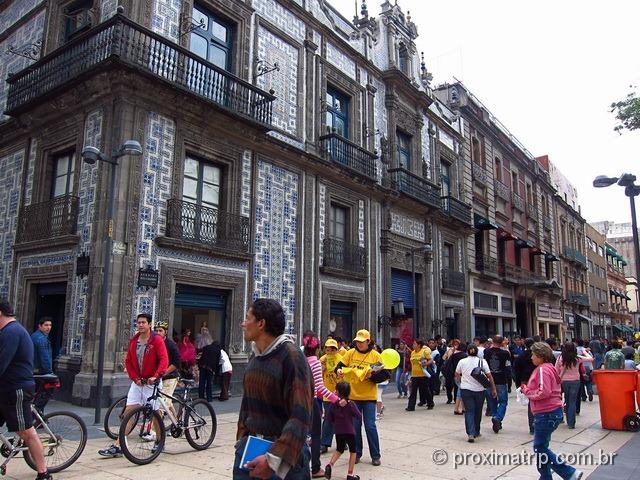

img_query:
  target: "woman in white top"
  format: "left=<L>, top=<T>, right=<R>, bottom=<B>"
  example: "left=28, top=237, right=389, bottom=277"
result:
left=218, top=349, right=232, bottom=401
left=455, top=344, right=497, bottom=442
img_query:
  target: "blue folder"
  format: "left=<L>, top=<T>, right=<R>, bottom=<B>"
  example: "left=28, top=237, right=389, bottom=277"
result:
left=240, top=435, right=274, bottom=471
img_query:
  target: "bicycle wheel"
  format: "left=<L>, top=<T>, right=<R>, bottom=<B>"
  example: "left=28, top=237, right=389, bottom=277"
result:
left=103, top=395, right=128, bottom=440
left=23, top=411, right=87, bottom=473
left=119, top=405, right=166, bottom=465
left=184, top=399, right=216, bottom=450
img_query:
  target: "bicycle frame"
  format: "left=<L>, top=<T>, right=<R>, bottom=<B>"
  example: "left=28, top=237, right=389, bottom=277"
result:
left=0, top=406, right=58, bottom=473
left=145, top=383, right=207, bottom=432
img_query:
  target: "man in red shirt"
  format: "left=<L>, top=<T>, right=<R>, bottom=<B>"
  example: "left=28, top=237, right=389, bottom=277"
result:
left=98, top=313, right=168, bottom=457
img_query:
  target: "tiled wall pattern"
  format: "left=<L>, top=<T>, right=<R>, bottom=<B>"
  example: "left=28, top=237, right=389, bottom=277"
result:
left=421, top=123, right=431, bottom=179
left=241, top=150, right=252, bottom=218
left=65, top=109, right=103, bottom=355
left=100, top=0, right=119, bottom=21
left=253, top=0, right=305, bottom=43
left=133, top=112, right=176, bottom=321
left=253, top=161, right=298, bottom=328
left=326, top=42, right=356, bottom=80
left=374, top=79, right=387, bottom=181
left=0, top=0, right=40, bottom=35
left=256, top=26, right=299, bottom=136
left=0, top=10, right=44, bottom=120
left=150, top=0, right=182, bottom=42
left=358, top=200, right=365, bottom=248
left=23, top=138, right=37, bottom=206
left=0, top=149, right=25, bottom=298
left=318, top=183, right=326, bottom=261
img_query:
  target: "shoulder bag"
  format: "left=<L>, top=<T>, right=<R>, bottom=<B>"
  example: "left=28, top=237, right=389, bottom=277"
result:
left=470, top=358, right=491, bottom=388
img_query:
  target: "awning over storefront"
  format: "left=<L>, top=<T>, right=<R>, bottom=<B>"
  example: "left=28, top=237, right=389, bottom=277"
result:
left=515, top=238, right=532, bottom=249
left=613, top=324, right=634, bottom=334
left=474, top=213, right=498, bottom=230
left=575, top=313, right=593, bottom=323
left=544, top=252, right=559, bottom=262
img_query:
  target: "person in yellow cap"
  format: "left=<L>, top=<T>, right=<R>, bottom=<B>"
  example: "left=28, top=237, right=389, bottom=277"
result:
left=320, top=338, right=342, bottom=453
left=335, top=329, right=382, bottom=466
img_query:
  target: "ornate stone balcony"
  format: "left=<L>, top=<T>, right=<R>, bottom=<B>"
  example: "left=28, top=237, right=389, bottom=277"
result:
left=5, top=15, right=275, bottom=125
left=494, top=179, right=511, bottom=201
left=511, top=191, right=526, bottom=212
left=472, top=162, right=489, bottom=185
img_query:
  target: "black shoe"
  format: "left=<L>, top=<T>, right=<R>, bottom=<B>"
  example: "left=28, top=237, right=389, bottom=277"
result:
left=446, top=400, right=452, bottom=404
left=427, top=405, right=434, bottom=410
left=467, top=435, right=475, bottom=443
left=417, top=402, right=426, bottom=407
left=324, top=464, right=332, bottom=479
left=588, top=393, right=593, bottom=402
left=405, top=407, right=415, bottom=411
left=355, top=455, right=361, bottom=464
left=347, top=475, right=360, bottom=480
left=372, top=458, right=381, bottom=466
left=492, top=417, right=501, bottom=433
left=35, top=472, right=52, bottom=480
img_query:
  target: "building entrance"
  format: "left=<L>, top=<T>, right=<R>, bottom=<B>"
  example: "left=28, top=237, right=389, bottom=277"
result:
left=173, top=284, right=228, bottom=346
left=33, top=282, right=67, bottom=358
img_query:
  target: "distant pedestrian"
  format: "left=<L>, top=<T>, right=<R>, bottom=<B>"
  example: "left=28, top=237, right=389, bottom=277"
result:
left=324, top=382, right=362, bottom=480
left=218, top=348, right=232, bottom=401
left=405, top=339, right=433, bottom=411
left=589, top=337, right=604, bottom=369
left=197, top=336, right=220, bottom=402
left=320, top=338, right=342, bottom=452
left=394, top=340, right=410, bottom=399
left=484, top=335, right=511, bottom=433
left=521, top=342, right=583, bottom=480
left=233, top=299, right=313, bottom=480
left=555, top=342, right=593, bottom=429
left=31, top=317, right=54, bottom=412
left=455, top=344, right=496, bottom=442
left=513, top=337, right=536, bottom=433
left=604, top=339, right=625, bottom=369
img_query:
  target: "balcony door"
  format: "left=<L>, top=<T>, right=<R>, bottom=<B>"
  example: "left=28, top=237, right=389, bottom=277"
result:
left=50, top=152, right=76, bottom=236
left=182, top=157, right=221, bottom=244
left=327, top=203, right=349, bottom=268
left=326, top=87, right=349, bottom=138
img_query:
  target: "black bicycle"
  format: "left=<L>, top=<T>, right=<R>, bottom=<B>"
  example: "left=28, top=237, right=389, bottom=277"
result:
left=118, top=379, right=216, bottom=464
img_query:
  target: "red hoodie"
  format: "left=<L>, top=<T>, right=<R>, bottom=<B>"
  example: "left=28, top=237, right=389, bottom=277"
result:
left=125, top=332, right=168, bottom=382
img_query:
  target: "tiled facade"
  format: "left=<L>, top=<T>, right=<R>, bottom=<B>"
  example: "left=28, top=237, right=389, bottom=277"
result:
left=0, top=149, right=25, bottom=298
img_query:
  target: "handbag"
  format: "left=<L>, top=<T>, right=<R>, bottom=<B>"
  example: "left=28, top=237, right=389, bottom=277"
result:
left=470, top=359, right=491, bottom=388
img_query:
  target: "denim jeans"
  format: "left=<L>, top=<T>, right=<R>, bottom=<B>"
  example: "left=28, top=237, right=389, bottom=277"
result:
left=353, top=400, right=380, bottom=460
left=594, top=353, right=604, bottom=370
left=486, top=384, right=508, bottom=422
left=562, top=380, right=581, bottom=428
left=233, top=435, right=311, bottom=480
left=533, top=407, right=576, bottom=480
left=460, top=389, right=485, bottom=436
left=395, top=368, right=408, bottom=396
left=321, top=401, right=334, bottom=447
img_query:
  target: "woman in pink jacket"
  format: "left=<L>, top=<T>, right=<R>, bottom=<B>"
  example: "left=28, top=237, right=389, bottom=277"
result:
left=521, top=342, right=583, bottom=480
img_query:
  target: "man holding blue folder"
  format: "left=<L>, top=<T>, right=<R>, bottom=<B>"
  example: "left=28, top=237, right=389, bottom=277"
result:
left=234, top=299, right=313, bottom=479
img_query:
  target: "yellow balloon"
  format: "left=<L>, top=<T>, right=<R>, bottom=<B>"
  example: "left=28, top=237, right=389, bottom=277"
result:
left=380, top=348, right=401, bottom=369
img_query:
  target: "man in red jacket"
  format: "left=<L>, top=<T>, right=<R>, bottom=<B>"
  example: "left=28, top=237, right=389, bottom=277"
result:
left=98, top=313, right=168, bottom=457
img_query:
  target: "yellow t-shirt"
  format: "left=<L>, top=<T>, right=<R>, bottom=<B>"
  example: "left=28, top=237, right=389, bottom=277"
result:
left=410, top=346, right=432, bottom=377
left=339, top=347, right=382, bottom=401
left=319, top=352, right=342, bottom=401
left=338, top=346, right=348, bottom=356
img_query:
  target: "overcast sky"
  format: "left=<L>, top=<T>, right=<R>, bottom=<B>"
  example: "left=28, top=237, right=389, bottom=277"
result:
left=333, top=0, right=640, bottom=224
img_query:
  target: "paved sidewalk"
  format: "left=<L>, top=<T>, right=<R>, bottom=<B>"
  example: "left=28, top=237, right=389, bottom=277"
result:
left=2, top=389, right=637, bottom=479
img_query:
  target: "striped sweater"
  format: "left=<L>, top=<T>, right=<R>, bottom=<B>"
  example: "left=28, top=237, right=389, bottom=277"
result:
left=237, top=335, right=313, bottom=470
left=307, top=355, right=339, bottom=403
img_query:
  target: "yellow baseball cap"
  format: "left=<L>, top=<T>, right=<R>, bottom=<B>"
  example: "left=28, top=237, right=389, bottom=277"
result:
left=354, top=329, right=370, bottom=342
left=324, top=339, right=338, bottom=349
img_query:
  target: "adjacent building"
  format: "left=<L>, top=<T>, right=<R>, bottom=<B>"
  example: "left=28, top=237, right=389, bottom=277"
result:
left=585, top=224, right=609, bottom=337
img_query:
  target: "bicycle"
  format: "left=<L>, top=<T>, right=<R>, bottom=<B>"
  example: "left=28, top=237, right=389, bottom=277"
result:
left=118, top=378, right=216, bottom=465
left=0, top=375, right=87, bottom=476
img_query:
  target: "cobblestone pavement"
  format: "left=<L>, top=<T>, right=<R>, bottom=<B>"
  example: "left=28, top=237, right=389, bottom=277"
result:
left=2, top=389, right=637, bottom=479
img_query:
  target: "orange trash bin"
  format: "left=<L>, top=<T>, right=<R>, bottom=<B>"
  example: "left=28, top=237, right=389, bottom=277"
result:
left=591, top=370, right=638, bottom=431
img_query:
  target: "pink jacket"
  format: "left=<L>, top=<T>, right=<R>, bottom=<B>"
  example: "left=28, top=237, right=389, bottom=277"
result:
left=522, top=362, right=563, bottom=415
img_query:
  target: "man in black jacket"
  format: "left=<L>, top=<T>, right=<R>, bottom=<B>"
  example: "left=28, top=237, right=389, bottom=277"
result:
left=154, top=321, right=181, bottom=418
left=513, top=338, right=536, bottom=434
left=484, top=335, right=512, bottom=434
left=198, top=340, right=221, bottom=402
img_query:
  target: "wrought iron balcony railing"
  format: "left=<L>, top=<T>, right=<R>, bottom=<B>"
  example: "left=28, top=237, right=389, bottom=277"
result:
left=562, top=245, right=587, bottom=267
left=512, top=191, right=526, bottom=212
left=441, top=195, right=472, bottom=225
left=472, top=162, right=489, bottom=185
left=16, top=195, right=79, bottom=243
left=442, top=268, right=466, bottom=292
left=322, top=237, right=366, bottom=275
left=494, top=179, right=511, bottom=201
left=568, top=290, right=589, bottom=307
left=387, top=167, right=441, bottom=209
left=5, top=15, right=275, bottom=125
left=166, top=199, right=250, bottom=253
left=318, top=133, right=377, bottom=180
left=475, top=255, right=498, bottom=274
left=499, top=262, right=547, bottom=284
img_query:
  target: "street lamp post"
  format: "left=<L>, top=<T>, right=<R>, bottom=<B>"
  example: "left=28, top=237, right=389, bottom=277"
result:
left=593, top=174, right=640, bottom=332
left=83, top=141, right=143, bottom=425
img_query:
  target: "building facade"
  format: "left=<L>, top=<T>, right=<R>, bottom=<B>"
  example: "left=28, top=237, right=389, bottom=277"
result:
left=435, top=83, right=562, bottom=341
left=0, top=0, right=474, bottom=405
left=585, top=223, right=609, bottom=337
left=605, top=243, right=633, bottom=337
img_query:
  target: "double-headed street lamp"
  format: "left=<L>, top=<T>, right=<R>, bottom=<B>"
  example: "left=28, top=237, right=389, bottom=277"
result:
left=593, top=173, right=640, bottom=333
left=82, top=140, right=143, bottom=425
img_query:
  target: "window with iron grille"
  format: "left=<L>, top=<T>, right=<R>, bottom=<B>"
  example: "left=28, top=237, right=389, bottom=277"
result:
left=474, top=292, right=498, bottom=311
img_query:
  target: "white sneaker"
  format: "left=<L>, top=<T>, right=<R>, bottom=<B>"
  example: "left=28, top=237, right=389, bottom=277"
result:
left=141, top=431, right=156, bottom=442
